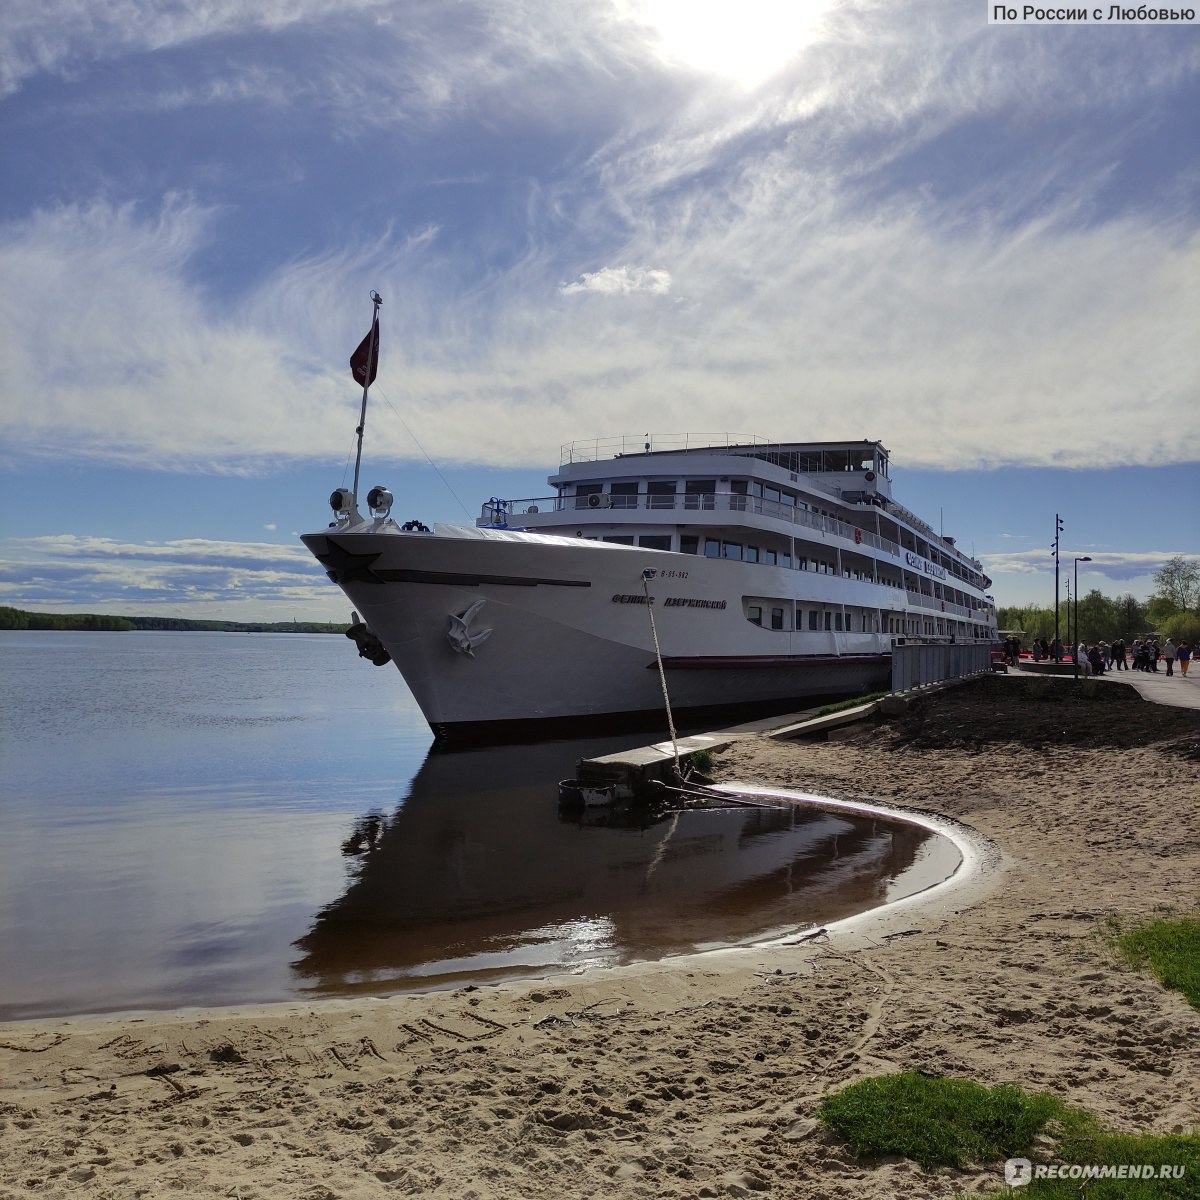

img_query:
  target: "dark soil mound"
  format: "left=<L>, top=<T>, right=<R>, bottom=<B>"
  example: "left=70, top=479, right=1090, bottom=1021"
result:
left=876, top=675, right=1199, bottom=760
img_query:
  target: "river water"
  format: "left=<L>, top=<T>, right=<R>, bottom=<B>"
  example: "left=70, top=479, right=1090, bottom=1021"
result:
left=0, top=631, right=958, bottom=1020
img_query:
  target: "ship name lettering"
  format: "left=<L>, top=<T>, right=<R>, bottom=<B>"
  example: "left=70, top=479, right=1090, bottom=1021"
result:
left=663, top=597, right=728, bottom=609
left=612, top=593, right=654, bottom=604
left=904, top=550, right=946, bottom=581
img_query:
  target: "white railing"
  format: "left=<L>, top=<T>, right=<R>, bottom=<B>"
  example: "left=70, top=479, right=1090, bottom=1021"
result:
left=485, top=491, right=898, bottom=552
left=560, top=433, right=771, bottom=463
left=485, top=492, right=904, bottom=561
left=478, top=497, right=988, bottom=620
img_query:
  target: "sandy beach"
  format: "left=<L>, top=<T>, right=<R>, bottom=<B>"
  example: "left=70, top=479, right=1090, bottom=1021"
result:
left=2, top=675, right=1197, bottom=1199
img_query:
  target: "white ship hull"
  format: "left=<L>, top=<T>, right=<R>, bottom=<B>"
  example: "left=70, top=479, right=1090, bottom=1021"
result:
left=302, top=524, right=890, bottom=740
left=303, top=434, right=995, bottom=741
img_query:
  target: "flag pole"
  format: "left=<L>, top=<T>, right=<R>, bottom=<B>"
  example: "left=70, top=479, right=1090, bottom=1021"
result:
left=351, top=290, right=383, bottom=505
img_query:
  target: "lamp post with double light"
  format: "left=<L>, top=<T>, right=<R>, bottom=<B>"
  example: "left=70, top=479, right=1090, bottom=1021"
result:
left=1052, top=514, right=1064, bottom=661
left=1073, top=555, right=1092, bottom=679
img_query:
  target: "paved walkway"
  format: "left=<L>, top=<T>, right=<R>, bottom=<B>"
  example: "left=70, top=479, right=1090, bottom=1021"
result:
left=1015, top=662, right=1200, bottom=710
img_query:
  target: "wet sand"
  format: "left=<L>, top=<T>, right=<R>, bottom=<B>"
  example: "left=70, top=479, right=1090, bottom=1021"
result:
left=1, top=676, right=1197, bottom=1199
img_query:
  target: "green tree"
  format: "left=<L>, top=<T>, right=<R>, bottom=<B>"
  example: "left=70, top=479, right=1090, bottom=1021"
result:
left=1076, top=589, right=1117, bottom=644
left=1113, top=592, right=1146, bottom=637
left=0, top=606, right=30, bottom=629
left=1160, top=610, right=1200, bottom=644
left=1151, top=556, right=1200, bottom=614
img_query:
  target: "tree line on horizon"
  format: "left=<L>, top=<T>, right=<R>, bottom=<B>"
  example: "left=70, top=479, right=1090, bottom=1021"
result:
left=0, top=606, right=348, bottom=635
left=3, top=557, right=1196, bottom=646
left=997, top=556, right=1200, bottom=646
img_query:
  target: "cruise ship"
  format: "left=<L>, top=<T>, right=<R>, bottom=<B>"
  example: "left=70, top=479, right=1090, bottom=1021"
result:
left=301, top=433, right=997, bottom=742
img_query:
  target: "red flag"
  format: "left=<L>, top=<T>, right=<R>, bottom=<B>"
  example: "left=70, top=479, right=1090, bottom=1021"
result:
left=350, top=320, right=379, bottom=387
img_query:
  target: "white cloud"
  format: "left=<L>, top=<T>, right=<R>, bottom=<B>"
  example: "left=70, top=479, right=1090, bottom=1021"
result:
left=560, top=265, right=672, bottom=295
left=982, top=549, right=1199, bottom=585
left=0, top=534, right=341, bottom=618
left=0, top=0, right=396, bottom=98
left=0, top=1, right=1196, bottom=479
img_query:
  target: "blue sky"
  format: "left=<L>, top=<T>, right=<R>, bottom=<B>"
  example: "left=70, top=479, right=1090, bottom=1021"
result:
left=1, top=0, right=1196, bottom=622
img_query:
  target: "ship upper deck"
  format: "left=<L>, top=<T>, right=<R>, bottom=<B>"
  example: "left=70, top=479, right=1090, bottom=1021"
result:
left=559, top=434, right=891, bottom=479
left=538, top=435, right=982, bottom=578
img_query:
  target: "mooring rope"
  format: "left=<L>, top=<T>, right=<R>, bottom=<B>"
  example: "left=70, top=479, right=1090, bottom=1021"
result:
left=641, top=569, right=680, bottom=772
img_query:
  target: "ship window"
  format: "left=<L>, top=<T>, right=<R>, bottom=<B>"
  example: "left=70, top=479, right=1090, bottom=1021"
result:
left=797, top=556, right=808, bottom=571
left=648, top=481, right=676, bottom=509
left=763, top=549, right=777, bottom=565
left=809, top=610, right=819, bottom=631
left=680, top=535, right=699, bottom=555
left=781, top=492, right=796, bottom=506
left=574, top=484, right=602, bottom=508
left=603, top=535, right=635, bottom=545
left=824, top=612, right=832, bottom=631
left=639, top=535, right=672, bottom=550
left=704, top=538, right=720, bottom=558
left=835, top=612, right=844, bottom=631
left=764, top=487, right=781, bottom=504
left=610, top=482, right=640, bottom=509
left=684, top=480, right=716, bottom=510
left=771, top=607, right=785, bottom=630
left=750, top=482, right=763, bottom=498
left=730, top=480, right=748, bottom=494
left=745, top=545, right=759, bottom=563
left=722, top=542, right=743, bottom=560
left=748, top=605, right=762, bottom=626
left=780, top=553, right=792, bottom=568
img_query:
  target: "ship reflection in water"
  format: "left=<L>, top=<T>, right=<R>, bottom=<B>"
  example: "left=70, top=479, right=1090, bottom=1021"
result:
left=292, top=737, right=960, bottom=997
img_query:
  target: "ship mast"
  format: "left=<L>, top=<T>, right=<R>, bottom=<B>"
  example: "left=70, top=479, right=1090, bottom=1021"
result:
left=351, top=289, right=383, bottom=505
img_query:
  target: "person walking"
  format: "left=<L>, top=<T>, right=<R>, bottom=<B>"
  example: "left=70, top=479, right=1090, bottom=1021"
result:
left=1112, top=637, right=1126, bottom=670
left=1178, top=642, right=1192, bottom=678
left=1163, top=638, right=1177, bottom=677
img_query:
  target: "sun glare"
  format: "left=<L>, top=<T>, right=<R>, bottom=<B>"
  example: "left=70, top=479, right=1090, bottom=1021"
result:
left=630, top=0, right=833, bottom=86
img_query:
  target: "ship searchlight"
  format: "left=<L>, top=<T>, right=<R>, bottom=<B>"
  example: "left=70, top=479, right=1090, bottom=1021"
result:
left=329, top=488, right=355, bottom=517
left=366, top=486, right=394, bottom=517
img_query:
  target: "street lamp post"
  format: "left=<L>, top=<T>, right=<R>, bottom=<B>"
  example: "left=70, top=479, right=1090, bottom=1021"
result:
left=1066, top=578, right=1071, bottom=662
left=1073, top=555, right=1092, bottom=679
left=1052, top=515, right=1064, bottom=661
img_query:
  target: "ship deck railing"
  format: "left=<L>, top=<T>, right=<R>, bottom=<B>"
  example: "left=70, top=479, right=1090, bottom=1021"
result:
left=496, top=494, right=980, bottom=585
left=904, top=590, right=975, bottom=618
left=482, top=494, right=989, bottom=616
left=484, top=494, right=986, bottom=603
left=487, top=491, right=906, bottom=556
left=560, top=433, right=773, bottom=463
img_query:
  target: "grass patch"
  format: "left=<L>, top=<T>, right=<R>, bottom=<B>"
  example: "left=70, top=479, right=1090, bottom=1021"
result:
left=683, top=748, right=714, bottom=776
left=1012, top=1127, right=1200, bottom=1199
left=1109, top=916, right=1200, bottom=1011
left=815, top=691, right=887, bottom=717
left=820, top=1072, right=1200, bottom=1197
left=818, top=1072, right=1064, bottom=1169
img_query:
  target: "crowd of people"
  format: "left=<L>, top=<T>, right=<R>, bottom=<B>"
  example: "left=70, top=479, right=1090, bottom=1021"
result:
left=1020, top=635, right=1191, bottom=677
